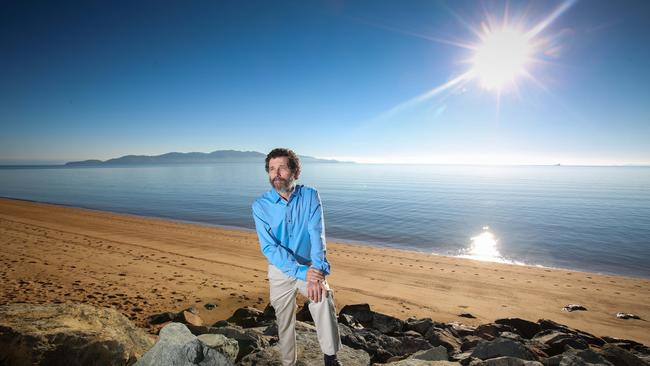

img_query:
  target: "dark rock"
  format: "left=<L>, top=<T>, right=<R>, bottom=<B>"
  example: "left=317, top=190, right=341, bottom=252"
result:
left=602, top=337, right=645, bottom=351
left=470, top=356, right=543, bottom=365
left=0, top=303, right=153, bottom=366
left=296, top=301, right=313, bottom=322
left=462, top=336, right=484, bottom=352
left=460, top=313, right=477, bottom=319
left=339, top=303, right=404, bottom=334
left=185, top=306, right=200, bottom=315
left=135, top=322, right=232, bottom=365
left=374, top=312, right=405, bottom=334
left=409, top=346, right=449, bottom=361
left=426, top=327, right=463, bottom=354
left=262, top=303, right=276, bottom=321
left=204, top=303, right=217, bottom=310
left=340, top=304, right=374, bottom=324
left=470, top=337, right=537, bottom=361
left=537, top=319, right=604, bottom=346
left=213, top=320, right=230, bottom=327
left=598, top=343, right=648, bottom=366
left=147, top=311, right=176, bottom=325
left=475, top=323, right=516, bottom=341
left=616, top=313, right=641, bottom=320
left=495, top=318, right=540, bottom=339
left=532, top=330, right=588, bottom=356
left=543, top=347, right=613, bottom=366
left=405, top=317, right=435, bottom=336
left=338, top=313, right=363, bottom=329
left=227, top=306, right=267, bottom=328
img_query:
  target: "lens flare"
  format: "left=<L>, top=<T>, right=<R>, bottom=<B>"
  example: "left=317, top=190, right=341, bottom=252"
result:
left=471, top=27, right=533, bottom=91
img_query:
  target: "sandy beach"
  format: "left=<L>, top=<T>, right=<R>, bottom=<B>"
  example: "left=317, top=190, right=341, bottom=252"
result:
left=1, top=197, right=648, bottom=345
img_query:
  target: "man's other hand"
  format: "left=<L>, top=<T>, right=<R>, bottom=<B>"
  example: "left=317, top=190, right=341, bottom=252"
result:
left=306, top=268, right=325, bottom=302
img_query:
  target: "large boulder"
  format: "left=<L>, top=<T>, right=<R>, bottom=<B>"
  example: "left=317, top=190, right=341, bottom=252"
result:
left=597, top=344, right=648, bottom=366
left=239, top=321, right=370, bottom=366
left=537, top=320, right=604, bottom=347
left=135, top=323, right=232, bottom=365
left=543, top=347, right=613, bottom=366
left=469, top=356, right=543, bottom=366
left=0, top=303, right=154, bottom=366
left=425, top=327, right=463, bottom=354
left=386, top=360, right=461, bottom=366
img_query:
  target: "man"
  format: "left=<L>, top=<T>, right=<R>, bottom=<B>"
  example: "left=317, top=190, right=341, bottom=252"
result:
left=252, top=148, right=342, bottom=366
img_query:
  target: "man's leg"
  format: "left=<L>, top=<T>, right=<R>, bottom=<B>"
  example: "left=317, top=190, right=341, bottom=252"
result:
left=297, top=280, right=342, bottom=357
left=268, top=265, right=299, bottom=366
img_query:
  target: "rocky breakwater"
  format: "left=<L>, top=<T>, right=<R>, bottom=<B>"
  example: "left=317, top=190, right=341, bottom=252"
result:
left=2, top=301, right=649, bottom=365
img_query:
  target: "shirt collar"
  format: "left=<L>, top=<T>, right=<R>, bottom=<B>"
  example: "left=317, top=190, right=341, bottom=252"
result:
left=269, top=184, right=301, bottom=204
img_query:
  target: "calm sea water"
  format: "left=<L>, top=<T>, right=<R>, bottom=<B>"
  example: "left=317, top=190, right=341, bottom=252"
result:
left=1, top=163, right=649, bottom=278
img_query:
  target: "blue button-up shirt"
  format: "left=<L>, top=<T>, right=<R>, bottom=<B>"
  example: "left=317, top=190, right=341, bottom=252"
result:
left=252, top=184, right=330, bottom=281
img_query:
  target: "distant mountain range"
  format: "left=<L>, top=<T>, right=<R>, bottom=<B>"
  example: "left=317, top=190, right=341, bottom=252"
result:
left=65, top=150, right=343, bottom=166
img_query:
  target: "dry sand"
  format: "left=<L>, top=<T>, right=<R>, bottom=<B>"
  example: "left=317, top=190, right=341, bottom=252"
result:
left=1, top=197, right=648, bottom=344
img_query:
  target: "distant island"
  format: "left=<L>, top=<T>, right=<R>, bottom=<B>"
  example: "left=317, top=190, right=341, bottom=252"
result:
left=65, top=150, right=344, bottom=166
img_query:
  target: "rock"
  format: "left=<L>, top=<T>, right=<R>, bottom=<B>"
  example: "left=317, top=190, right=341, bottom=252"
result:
left=597, top=343, right=648, bottom=366
left=339, top=304, right=374, bottom=324
left=135, top=322, right=232, bottom=365
left=470, top=337, right=536, bottom=361
left=616, top=313, right=641, bottom=320
left=213, top=320, right=230, bottom=327
left=0, top=303, right=154, bottom=366
left=450, top=323, right=478, bottom=337
left=387, top=360, right=461, bottom=365
left=462, top=336, right=485, bottom=352
left=543, top=347, right=613, bottom=366
left=339, top=304, right=404, bottom=334
left=495, top=318, right=540, bottom=339
left=475, top=323, right=516, bottom=341
left=373, top=312, right=405, bottom=334
left=405, top=317, right=435, bottom=336
left=562, top=304, right=587, bottom=312
left=174, top=310, right=204, bottom=327
left=147, top=311, right=176, bottom=325
left=239, top=321, right=370, bottom=366
left=532, top=330, right=588, bottom=356
left=426, top=327, right=463, bottom=354
left=409, top=346, right=449, bottom=361
left=296, top=301, right=314, bottom=322
left=196, top=333, right=239, bottom=364
left=227, top=306, right=266, bottom=328
left=185, top=306, right=200, bottom=315
left=460, top=313, right=477, bottom=319
left=204, top=303, right=217, bottom=310
left=537, top=319, right=604, bottom=347
left=470, top=356, right=543, bottom=365
left=185, top=324, right=268, bottom=361
left=262, top=303, right=276, bottom=320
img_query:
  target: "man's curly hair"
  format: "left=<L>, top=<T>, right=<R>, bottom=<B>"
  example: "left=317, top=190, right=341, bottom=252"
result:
left=265, top=148, right=301, bottom=177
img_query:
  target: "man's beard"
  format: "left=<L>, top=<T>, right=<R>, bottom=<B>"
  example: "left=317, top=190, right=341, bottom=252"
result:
left=269, top=176, right=295, bottom=193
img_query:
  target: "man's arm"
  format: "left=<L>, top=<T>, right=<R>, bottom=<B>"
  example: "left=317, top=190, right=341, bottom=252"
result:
left=307, top=189, right=331, bottom=276
left=252, top=202, right=309, bottom=281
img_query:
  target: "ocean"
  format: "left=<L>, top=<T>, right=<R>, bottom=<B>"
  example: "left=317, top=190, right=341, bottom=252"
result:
left=1, top=163, right=649, bottom=279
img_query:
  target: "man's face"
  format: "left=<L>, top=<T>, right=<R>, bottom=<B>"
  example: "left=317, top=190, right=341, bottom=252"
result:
left=268, top=157, right=298, bottom=193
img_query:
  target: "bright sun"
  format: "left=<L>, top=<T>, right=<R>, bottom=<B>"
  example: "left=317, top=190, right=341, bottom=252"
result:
left=471, top=27, right=533, bottom=91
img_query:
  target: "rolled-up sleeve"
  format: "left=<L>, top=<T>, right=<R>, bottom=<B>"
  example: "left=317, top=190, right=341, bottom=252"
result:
left=252, top=201, right=309, bottom=280
left=307, top=189, right=330, bottom=276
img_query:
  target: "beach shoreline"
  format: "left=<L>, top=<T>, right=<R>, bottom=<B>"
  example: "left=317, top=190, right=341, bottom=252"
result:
left=1, top=197, right=648, bottom=345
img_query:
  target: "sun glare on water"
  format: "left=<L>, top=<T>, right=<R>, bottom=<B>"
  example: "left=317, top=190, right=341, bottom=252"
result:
left=470, top=27, right=533, bottom=91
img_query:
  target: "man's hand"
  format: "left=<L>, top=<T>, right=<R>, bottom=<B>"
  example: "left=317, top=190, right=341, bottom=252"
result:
left=306, top=268, right=326, bottom=302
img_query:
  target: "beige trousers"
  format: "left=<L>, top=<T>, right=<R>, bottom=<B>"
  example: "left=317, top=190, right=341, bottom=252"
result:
left=268, top=264, right=342, bottom=366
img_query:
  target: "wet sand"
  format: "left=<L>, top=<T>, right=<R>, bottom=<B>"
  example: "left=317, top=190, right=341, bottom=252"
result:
left=1, top=197, right=648, bottom=344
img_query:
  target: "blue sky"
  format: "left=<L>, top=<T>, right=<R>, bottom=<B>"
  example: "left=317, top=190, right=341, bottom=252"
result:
left=1, top=0, right=649, bottom=165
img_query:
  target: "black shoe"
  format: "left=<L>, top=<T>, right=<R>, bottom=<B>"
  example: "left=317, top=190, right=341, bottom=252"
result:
left=324, top=354, right=342, bottom=366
